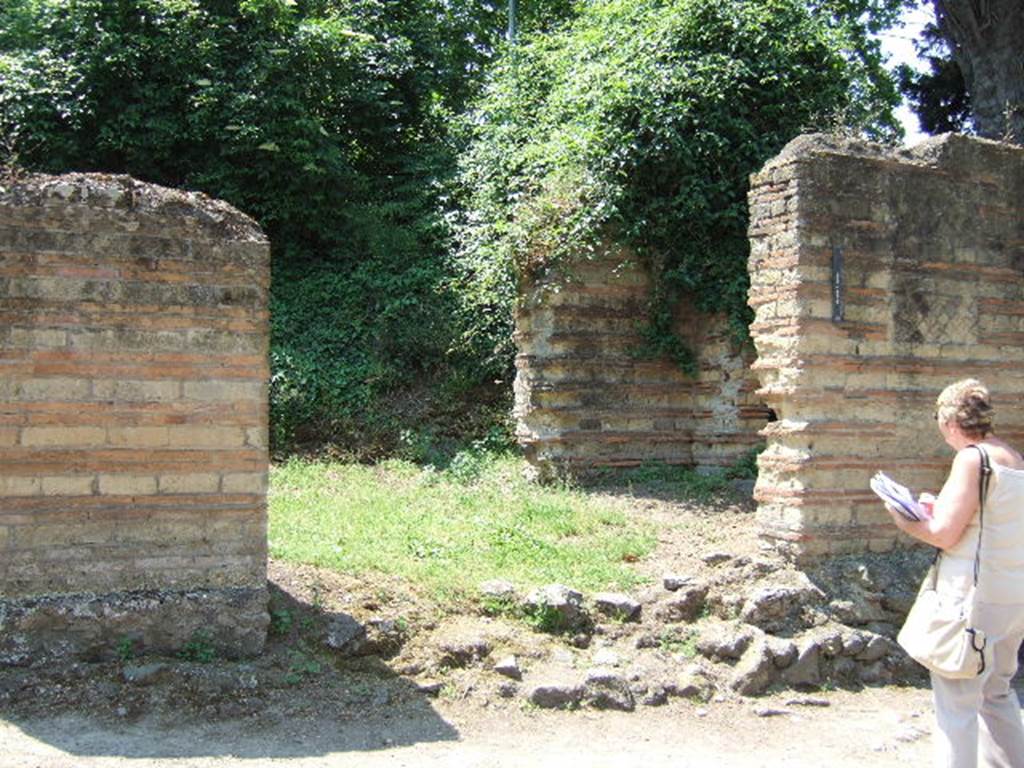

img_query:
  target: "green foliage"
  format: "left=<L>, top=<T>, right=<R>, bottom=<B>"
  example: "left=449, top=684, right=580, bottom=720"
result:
left=270, top=608, right=294, bottom=637
left=0, top=0, right=533, bottom=455
left=520, top=600, right=572, bottom=634
left=659, top=627, right=698, bottom=657
left=724, top=447, right=762, bottom=481
left=454, top=0, right=902, bottom=369
left=178, top=630, right=217, bottom=664
left=285, top=648, right=322, bottom=685
left=116, top=636, right=137, bottom=663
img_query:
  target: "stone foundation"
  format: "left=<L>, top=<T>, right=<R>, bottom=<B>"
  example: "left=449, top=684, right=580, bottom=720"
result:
left=514, top=246, right=769, bottom=478
left=0, top=587, right=268, bottom=665
left=747, top=134, right=1024, bottom=559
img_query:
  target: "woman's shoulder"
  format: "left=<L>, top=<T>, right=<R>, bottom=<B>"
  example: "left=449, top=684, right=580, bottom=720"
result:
left=971, top=440, right=1024, bottom=471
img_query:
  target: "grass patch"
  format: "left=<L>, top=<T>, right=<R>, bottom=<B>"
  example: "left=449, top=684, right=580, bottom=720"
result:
left=588, top=450, right=761, bottom=503
left=268, top=453, right=656, bottom=605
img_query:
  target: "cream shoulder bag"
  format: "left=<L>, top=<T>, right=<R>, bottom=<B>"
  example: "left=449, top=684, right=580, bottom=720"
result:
left=897, top=445, right=992, bottom=680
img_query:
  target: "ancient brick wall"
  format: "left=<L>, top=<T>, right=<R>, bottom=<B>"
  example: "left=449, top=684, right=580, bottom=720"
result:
left=748, top=134, right=1024, bottom=559
left=514, top=246, right=768, bottom=477
left=0, top=173, right=270, bottom=661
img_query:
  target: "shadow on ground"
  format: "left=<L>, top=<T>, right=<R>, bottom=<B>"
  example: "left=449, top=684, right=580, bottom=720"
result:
left=0, top=579, right=459, bottom=760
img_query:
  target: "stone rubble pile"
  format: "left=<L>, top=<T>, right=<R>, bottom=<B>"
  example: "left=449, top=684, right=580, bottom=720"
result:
left=322, top=549, right=930, bottom=711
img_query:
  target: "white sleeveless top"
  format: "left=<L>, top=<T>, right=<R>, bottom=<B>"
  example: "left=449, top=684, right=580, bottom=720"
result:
left=937, top=461, right=1024, bottom=604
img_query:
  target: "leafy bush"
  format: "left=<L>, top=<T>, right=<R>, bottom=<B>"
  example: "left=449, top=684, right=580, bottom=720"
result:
left=453, top=0, right=902, bottom=368
left=0, top=0, right=524, bottom=456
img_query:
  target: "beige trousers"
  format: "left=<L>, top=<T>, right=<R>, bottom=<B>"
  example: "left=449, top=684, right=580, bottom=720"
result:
left=931, top=601, right=1024, bottom=768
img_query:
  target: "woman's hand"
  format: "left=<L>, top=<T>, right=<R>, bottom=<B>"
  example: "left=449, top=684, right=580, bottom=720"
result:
left=884, top=450, right=981, bottom=550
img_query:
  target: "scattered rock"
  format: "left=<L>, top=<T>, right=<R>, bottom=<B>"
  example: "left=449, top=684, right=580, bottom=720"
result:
left=524, top=585, right=586, bottom=630
left=881, top=589, right=918, bottom=616
left=829, top=590, right=887, bottom=626
left=842, top=631, right=867, bottom=657
left=859, top=661, right=891, bottom=685
left=855, top=634, right=894, bottom=663
left=361, top=618, right=406, bottom=656
left=754, top=707, right=792, bottom=717
left=584, top=668, right=635, bottom=712
left=894, top=724, right=929, bottom=744
left=696, top=623, right=753, bottom=661
left=730, top=636, right=776, bottom=696
left=740, top=579, right=825, bottom=632
left=766, top=636, right=798, bottom=669
left=654, top=584, right=708, bottom=623
left=494, top=655, right=522, bottom=680
left=417, top=681, right=444, bottom=697
left=527, top=681, right=585, bottom=710
left=436, top=636, right=491, bottom=668
left=324, top=613, right=367, bottom=654
left=634, top=632, right=660, bottom=650
left=185, top=666, right=258, bottom=697
left=781, top=641, right=821, bottom=688
left=593, top=593, right=641, bottom=622
left=641, top=685, right=669, bottom=707
left=830, top=657, right=859, bottom=681
left=121, top=662, right=169, bottom=686
left=701, top=552, right=732, bottom=566
left=817, top=630, right=845, bottom=658
left=787, top=696, right=830, bottom=707
left=670, top=664, right=716, bottom=702
left=663, top=574, right=694, bottom=591
left=495, top=681, right=518, bottom=698
left=592, top=648, right=621, bottom=667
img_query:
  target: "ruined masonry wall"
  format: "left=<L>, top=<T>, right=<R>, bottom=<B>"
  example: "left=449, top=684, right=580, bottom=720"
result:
left=748, top=134, right=1024, bottom=559
left=0, top=173, right=270, bottom=661
left=515, top=248, right=768, bottom=476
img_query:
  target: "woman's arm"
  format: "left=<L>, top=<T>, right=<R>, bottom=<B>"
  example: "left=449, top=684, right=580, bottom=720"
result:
left=885, top=448, right=981, bottom=550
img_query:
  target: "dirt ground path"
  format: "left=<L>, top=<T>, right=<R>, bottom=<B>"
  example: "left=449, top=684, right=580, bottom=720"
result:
left=2, top=684, right=939, bottom=768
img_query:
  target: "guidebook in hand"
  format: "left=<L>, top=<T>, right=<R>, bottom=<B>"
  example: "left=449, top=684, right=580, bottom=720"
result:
left=870, top=472, right=932, bottom=521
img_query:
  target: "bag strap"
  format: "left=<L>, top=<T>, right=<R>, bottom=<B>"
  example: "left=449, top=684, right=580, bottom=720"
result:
left=928, top=443, right=992, bottom=589
left=971, top=444, right=992, bottom=587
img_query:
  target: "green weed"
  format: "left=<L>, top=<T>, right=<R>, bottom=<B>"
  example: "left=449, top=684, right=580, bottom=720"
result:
left=116, top=636, right=136, bottom=663
left=660, top=628, right=699, bottom=658
left=178, top=631, right=217, bottom=664
left=270, top=609, right=294, bottom=637
left=285, top=649, right=323, bottom=685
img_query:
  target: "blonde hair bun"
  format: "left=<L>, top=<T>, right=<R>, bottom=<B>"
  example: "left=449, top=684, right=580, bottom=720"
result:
left=936, top=378, right=994, bottom=437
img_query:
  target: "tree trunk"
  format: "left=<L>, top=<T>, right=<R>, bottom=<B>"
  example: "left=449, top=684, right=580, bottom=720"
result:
left=932, top=0, right=1024, bottom=144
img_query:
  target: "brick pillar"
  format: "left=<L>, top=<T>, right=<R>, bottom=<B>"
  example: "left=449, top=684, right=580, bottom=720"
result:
left=0, top=173, right=270, bottom=662
left=747, top=134, right=1024, bottom=560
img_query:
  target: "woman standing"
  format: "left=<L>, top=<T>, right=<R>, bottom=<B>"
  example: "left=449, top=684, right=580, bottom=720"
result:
left=885, top=379, right=1024, bottom=768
